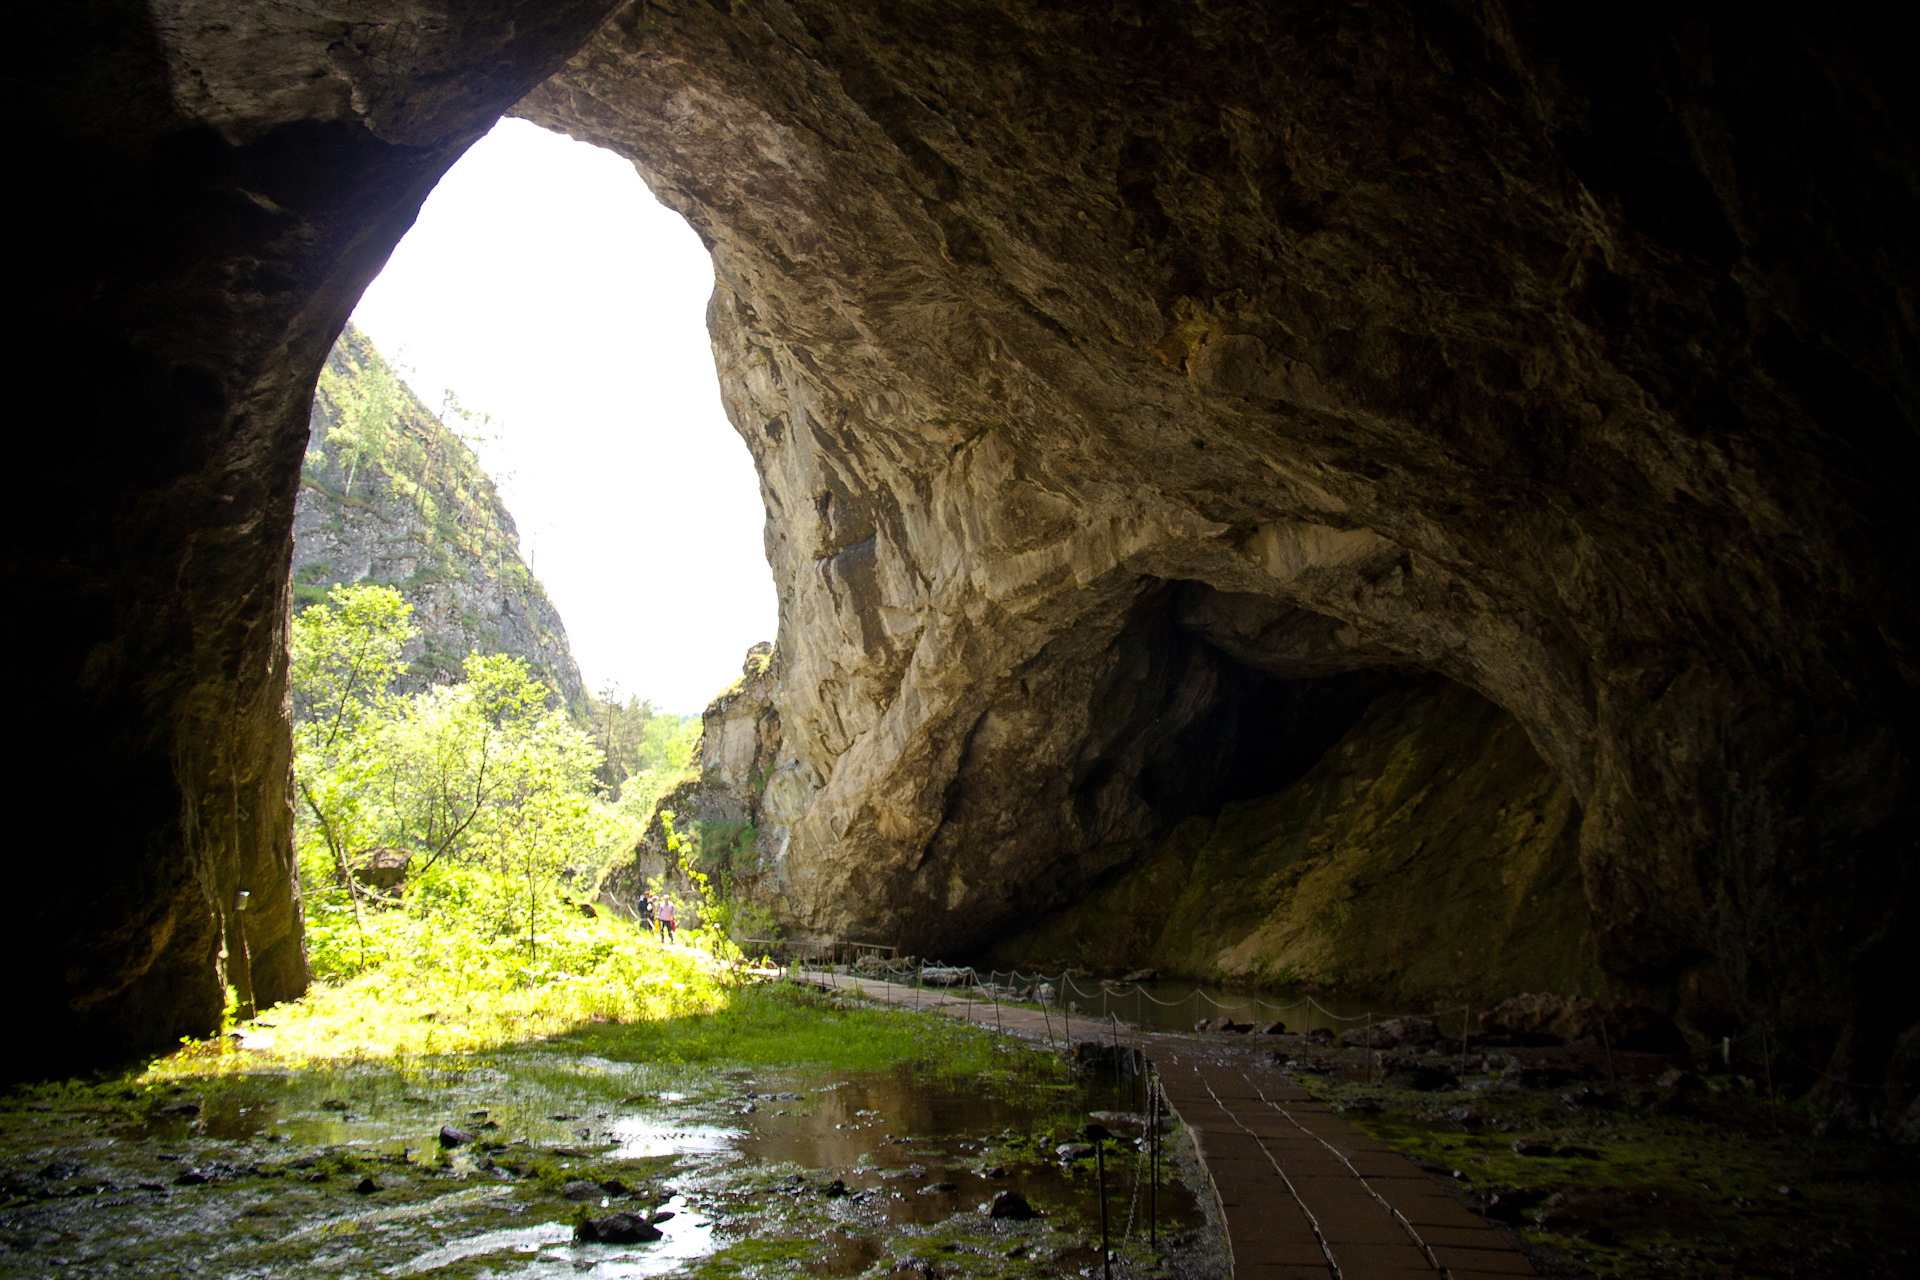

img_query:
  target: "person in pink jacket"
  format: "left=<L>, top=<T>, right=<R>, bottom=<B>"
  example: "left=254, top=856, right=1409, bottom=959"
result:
left=657, top=895, right=676, bottom=943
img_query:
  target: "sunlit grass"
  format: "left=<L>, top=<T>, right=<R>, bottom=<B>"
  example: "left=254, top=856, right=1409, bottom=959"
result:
left=149, top=885, right=737, bottom=1077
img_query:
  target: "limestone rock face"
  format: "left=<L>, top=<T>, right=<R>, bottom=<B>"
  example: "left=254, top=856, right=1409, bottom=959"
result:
left=11, top=0, right=623, bottom=1076
left=517, top=0, right=1920, bottom=1080
left=16, top=0, right=1920, bottom=1100
left=989, top=675, right=1599, bottom=1008
left=295, top=326, right=587, bottom=711
left=600, top=643, right=791, bottom=918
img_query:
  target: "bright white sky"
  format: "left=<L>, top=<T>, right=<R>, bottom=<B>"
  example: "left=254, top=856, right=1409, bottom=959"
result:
left=352, top=117, right=776, bottom=715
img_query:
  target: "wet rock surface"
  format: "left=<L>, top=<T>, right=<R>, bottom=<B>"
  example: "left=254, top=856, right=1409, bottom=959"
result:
left=515, top=0, right=1920, bottom=1087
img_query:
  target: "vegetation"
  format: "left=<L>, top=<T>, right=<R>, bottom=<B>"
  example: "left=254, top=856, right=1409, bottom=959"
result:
left=277, top=583, right=730, bottom=1063
left=585, top=681, right=703, bottom=810
left=305, top=326, right=534, bottom=601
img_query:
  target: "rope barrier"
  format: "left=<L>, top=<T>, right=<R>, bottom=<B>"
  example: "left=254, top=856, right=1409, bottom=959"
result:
left=785, top=945, right=1478, bottom=1041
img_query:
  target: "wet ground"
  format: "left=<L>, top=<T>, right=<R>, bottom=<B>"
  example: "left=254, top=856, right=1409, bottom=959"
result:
left=0, top=991, right=1225, bottom=1280
left=1251, top=1033, right=1920, bottom=1279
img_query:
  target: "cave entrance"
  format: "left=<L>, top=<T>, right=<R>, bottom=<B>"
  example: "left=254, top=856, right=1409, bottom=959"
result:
left=326, top=116, right=776, bottom=719
left=988, top=581, right=1598, bottom=1007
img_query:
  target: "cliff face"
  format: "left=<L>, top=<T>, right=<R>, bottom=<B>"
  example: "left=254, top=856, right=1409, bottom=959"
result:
left=515, top=1, right=1920, bottom=1093
left=11, top=0, right=623, bottom=1077
left=295, top=325, right=586, bottom=711
left=17, top=0, right=1920, bottom=1111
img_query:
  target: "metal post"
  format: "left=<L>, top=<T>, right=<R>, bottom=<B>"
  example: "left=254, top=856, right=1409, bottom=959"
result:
left=1096, top=1138, right=1111, bottom=1280
left=1149, top=1077, right=1158, bottom=1247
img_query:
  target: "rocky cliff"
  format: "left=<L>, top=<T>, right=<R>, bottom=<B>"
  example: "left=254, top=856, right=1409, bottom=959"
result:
left=295, top=325, right=586, bottom=711
left=18, top=1, right=1920, bottom=1119
left=516, top=1, right=1920, bottom=1100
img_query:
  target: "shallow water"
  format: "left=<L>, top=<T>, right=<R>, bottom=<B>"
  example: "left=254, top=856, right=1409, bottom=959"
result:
left=971, top=974, right=1475, bottom=1038
left=0, top=1017, right=1221, bottom=1280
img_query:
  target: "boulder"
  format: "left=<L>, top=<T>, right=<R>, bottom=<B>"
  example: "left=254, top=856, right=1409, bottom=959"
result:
left=1479, top=994, right=1680, bottom=1050
left=981, top=1190, right=1037, bottom=1220
left=1342, top=1024, right=1401, bottom=1049
left=575, top=1212, right=662, bottom=1244
left=352, top=847, right=412, bottom=893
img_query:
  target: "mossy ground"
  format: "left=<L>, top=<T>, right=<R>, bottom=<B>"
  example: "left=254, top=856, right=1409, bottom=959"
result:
left=1, top=986, right=1223, bottom=1279
left=1255, top=1035, right=1920, bottom=1278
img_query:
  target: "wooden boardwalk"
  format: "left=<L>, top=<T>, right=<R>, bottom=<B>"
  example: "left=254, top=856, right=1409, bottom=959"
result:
left=801, top=973, right=1535, bottom=1279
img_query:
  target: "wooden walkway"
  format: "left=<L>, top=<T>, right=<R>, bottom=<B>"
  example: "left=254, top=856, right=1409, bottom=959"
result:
left=801, top=973, right=1535, bottom=1279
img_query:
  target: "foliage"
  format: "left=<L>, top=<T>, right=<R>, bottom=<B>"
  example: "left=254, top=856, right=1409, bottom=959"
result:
left=244, top=864, right=733, bottom=1063
left=585, top=683, right=702, bottom=803
left=292, top=583, right=638, bottom=971
left=302, top=325, right=536, bottom=607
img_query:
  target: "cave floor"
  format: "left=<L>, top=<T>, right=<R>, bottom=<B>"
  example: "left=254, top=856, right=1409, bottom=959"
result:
left=0, top=989, right=1224, bottom=1279
left=809, top=974, right=1920, bottom=1279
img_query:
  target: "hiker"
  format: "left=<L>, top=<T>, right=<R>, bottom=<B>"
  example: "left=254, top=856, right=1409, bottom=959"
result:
left=657, top=894, right=677, bottom=943
left=637, top=891, right=655, bottom=936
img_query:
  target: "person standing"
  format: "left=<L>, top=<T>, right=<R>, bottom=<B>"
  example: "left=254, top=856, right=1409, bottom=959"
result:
left=637, top=891, right=655, bottom=937
left=658, top=894, right=677, bottom=943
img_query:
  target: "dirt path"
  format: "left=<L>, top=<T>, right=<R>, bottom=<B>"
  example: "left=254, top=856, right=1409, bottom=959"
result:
left=801, top=973, right=1536, bottom=1278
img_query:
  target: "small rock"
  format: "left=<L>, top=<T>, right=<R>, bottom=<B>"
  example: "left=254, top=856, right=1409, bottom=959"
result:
left=1120, top=969, right=1157, bottom=983
left=1511, top=1139, right=1556, bottom=1158
left=439, top=1125, right=472, bottom=1148
left=320, top=1099, right=349, bottom=1112
left=1304, top=1028, right=1336, bottom=1046
left=173, top=1170, right=209, bottom=1186
left=562, top=1180, right=602, bottom=1201
left=549, top=1113, right=580, bottom=1121
left=1479, top=1188, right=1543, bottom=1223
left=651, top=1209, right=676, bottom=1223
left=38, top=1162, right=82, bottom=1181
left=824, top=1178, right=849, bottom=1197
left=1656, top=1068, right=1703, bottom=1092
left=354, top=1176, right=379, bottom=1195
left=979, top=1165, right=1008, bottom=1178
left=468, top=1109, right=490, bottom=1119
left=1259, top=1020, right=1288, bottom=1035
left=159, top=1101, right=202, bottom=1117
left=919, top=1181, right=958, bottom=1194
left=575, top=1211, right=662, bottom=1243
left=982, top=1189, right=1037, bottom=1220
left=599, top=1178, right=630, bottom=1196
left=1055, top=1143, right=1095, bottom=1161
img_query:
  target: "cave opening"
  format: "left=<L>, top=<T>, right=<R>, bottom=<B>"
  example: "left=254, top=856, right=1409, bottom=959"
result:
left=983, top=579, right=1596, bottom=1006
left=324, top=115, right=776, bottom=718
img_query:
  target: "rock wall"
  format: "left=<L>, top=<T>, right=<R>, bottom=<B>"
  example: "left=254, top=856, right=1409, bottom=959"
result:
left=296, top=325, right=587, bottom=711
left=516, top=0, right=1920, bottom=1096
left=15, top=0, right=1919, bottom=1108
left=597, top=642, right=804, bottom=918
left=990, top=674, right=1599, bottom=1007
left=10, top=0, right=622, bottom=1077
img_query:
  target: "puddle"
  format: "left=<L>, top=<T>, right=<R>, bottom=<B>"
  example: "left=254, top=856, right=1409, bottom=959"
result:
left=0, top=996, right=1225, bottom=1280
left=393, top=1193, right=713, bottom=1277
left=611, top=1119, right=742, bottom=1158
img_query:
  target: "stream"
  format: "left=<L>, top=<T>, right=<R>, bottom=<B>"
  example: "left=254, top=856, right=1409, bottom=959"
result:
left=0, top=1016, right=1224, bottom=1280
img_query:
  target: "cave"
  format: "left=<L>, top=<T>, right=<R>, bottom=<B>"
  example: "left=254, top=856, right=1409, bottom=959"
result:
left=12, top=1, right=1919, bottom=1126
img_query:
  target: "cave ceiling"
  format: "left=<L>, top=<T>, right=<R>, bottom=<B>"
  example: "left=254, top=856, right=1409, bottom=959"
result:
left=10, top=1, right=1916, bottom=1089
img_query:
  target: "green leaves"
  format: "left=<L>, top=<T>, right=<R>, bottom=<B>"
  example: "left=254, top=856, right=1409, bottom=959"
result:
left=290, top=584, right=618, bottom=976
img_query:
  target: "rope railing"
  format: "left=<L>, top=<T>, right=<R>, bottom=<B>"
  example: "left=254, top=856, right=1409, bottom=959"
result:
left=777, top=946, right=1480, bottom=1041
